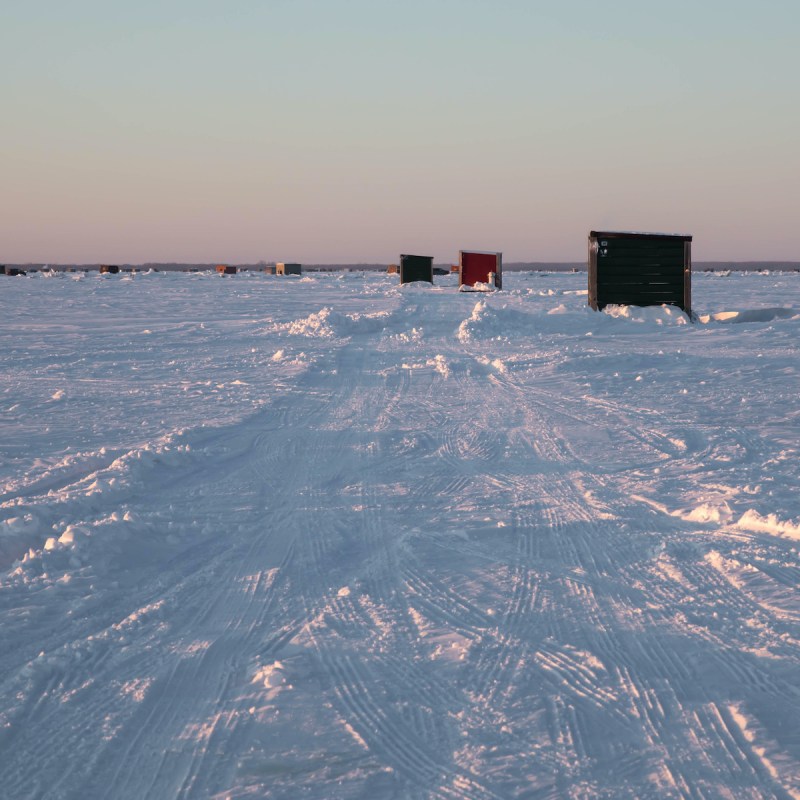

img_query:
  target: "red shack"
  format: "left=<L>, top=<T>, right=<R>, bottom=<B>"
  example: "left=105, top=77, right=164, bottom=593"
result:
left=459, top=251, right=502, bottom=289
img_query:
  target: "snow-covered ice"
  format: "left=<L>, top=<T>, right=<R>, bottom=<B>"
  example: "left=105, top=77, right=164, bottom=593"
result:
left=1, top=269, right=799, bottom=798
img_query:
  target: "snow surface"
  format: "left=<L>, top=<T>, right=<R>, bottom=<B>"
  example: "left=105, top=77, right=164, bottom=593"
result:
left=1, top=269, right=799, bottom=799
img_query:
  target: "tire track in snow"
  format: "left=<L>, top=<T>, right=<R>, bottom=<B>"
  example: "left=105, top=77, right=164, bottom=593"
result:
left=309, top=647, right=503, bottom=800
left=417, top=346, right=649, bottom=789
left=70, top=531, right=297, bottom=799
left=275, top=319, right=516, bottom=797
left=92, top=441, right=316, bottom=797
left=270, top=331, right=474, bottom=795
left=452, top=346, right=798, bottom=795
left=580, top=538, right=800, bottom=798
left=6, top=277, right=800, bottom=797
left=0, top=323, right=355, bottom=798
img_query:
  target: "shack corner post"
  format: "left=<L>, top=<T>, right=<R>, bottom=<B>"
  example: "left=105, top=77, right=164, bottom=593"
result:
left=588, top=231, right=692, bottom=318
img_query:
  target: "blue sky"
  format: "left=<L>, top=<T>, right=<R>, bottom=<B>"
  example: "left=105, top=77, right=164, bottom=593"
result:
left=2, top=0, right=798, bottom=263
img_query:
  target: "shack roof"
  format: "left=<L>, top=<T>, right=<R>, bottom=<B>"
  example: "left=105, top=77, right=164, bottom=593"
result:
left=590, top=231, right=692, bottom=242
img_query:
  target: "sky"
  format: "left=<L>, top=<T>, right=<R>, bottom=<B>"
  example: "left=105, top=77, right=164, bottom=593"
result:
left=2, top=0, right=799, bottom=264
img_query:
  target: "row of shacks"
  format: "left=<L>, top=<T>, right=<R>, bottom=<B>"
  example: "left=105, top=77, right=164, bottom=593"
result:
left=392, top=251, right=504, bottom=290
left=215, top=263, right=302, bottom=276
left=0, top=263, right=305, bottom=277
left=394, top=231, right=692, bottom=315
left=2, top=232, right=694, bottom=314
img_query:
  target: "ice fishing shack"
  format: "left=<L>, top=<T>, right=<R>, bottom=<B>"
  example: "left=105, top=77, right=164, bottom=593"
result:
left=459, top=250, right=502, bottom=289
left=399, top=254, right=433, bottom=284
left=588, top=231, right=692, bottom=315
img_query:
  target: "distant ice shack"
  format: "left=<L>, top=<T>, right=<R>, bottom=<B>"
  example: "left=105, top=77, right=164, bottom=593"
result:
left=459, top=251, right=502, bottom=290
left=399, top=254, right=433, bottom=284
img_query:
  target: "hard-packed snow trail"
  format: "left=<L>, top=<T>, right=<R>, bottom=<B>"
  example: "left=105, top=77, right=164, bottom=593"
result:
left=1, top=271, right=799, bottom=798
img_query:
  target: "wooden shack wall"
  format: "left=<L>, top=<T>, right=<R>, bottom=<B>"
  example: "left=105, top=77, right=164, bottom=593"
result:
left=459, top=251, right=502, bottom=289
left=589, top=233, right=691, bottom=315
left=399, top=255, right=433, bottom=284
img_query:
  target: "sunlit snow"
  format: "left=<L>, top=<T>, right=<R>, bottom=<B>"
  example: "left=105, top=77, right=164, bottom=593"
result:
left=1, top=269, right=799, bottom=798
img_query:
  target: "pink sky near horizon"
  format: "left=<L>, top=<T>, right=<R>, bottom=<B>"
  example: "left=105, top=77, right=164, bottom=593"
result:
left=2, top=1, right=799, bottom=264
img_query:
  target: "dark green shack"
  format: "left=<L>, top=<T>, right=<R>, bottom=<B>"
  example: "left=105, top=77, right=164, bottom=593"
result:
left=399, top=254, right=433, bottom=284
left=588, top=231, right=692, bottom=315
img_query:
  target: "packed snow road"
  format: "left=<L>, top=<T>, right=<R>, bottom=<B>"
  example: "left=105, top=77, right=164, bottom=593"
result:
left=1, top=269, right=799, bottom=799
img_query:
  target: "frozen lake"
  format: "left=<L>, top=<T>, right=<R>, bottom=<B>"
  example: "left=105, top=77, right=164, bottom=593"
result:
left=1, top=269, right=799, bottom=798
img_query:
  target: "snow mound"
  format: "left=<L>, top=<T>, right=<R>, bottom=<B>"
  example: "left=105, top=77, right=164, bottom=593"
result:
left=458, top=282, right=496, bottom=293
left=279, top=307, right=392, bottom=338
left=284, top=307, right=343, bottom=337
left=457, top=300, right=532, bottom=342
left=0, top=515, right=45, bottom=569
left=697, top=308, right=799, bottom=324
left=401, top=354, right=451, bottom=378
left=399, top=281, right=436, bottom=291
left=252, top=661, right=287, bottom=690
left=672, top=501, right=733, bottom=524
left=736, top=510, right=800, bottom=540
left=602, top=304, right=690, bottom=325
left=458, top=298, right=600, bottom=341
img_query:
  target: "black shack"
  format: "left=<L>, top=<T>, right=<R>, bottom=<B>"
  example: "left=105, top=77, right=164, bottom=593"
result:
left=588, top=231, right=692, bottom=315
left=399, top=254, right=433, bottom=284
